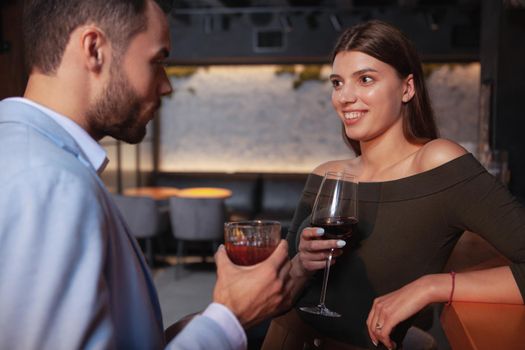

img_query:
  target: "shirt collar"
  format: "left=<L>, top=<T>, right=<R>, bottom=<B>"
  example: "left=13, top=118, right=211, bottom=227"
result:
left=6, top=97, right=109, bottom=174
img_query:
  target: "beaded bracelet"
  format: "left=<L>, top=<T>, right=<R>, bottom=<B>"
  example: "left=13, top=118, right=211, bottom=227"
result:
left=446, top=271, right=456, bottom=306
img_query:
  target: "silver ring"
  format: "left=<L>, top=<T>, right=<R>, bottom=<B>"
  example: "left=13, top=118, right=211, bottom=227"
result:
left=375, top=322, right=383, bottom=330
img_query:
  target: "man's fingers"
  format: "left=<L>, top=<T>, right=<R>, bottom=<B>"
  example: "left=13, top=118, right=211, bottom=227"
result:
left=266, top=240, right=289, bottom=270
left=278, top=260, right=292, bottom=281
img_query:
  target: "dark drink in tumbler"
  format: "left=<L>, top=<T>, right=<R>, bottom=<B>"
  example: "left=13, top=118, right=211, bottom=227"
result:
left=225, top=243, right=276, bottom=266
left=224, top=220, right=281, bottom=266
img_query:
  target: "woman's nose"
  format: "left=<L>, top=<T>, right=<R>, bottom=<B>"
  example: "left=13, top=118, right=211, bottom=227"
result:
left=337, top=85, right=357, bottom=104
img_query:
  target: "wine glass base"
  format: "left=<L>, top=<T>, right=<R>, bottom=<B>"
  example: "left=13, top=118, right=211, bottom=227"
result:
left=299, top=305, right=341, bottom=318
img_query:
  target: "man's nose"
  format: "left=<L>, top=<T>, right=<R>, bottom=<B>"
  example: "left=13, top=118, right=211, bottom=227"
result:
left=159, top=72, right=173, bottom=97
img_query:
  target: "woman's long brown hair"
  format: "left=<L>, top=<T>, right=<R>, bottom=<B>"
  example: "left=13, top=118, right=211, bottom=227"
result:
left=331, top=20, right=438, bottom=155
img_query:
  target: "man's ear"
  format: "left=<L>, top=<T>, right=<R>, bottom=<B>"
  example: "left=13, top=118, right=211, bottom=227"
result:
left=80, top=26, right=108, bottom=73
left=402, top=74, right=415, bottom=103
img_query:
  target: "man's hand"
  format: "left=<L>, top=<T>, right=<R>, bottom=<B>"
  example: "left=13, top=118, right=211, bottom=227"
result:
left=213, top=240, right=292, bottom=329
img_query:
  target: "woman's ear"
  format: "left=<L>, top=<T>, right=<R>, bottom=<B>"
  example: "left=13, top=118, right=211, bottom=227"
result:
left=402, top=74, right=415, bottom=103
left=80, top=26, right=108, bottom=73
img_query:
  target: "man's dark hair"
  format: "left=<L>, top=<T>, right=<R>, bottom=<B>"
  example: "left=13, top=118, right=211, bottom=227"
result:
left=23, top=0, right=164, bottom=74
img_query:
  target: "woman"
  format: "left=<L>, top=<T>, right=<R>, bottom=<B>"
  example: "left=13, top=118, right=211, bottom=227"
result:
left=264, top=20, right=525, bottom=350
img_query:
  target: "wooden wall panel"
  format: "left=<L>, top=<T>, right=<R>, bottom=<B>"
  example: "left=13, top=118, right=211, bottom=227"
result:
left=0, top=0, right=27, bottom=99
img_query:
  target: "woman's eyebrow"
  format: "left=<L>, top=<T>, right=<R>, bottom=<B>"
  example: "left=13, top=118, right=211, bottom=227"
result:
left=329, top=67, right=378, bottom=80
left=351, top=68, right=378, bottom=77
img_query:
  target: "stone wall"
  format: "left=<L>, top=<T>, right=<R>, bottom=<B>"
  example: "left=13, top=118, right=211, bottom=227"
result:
left=159, top=63, right=480, bottom=173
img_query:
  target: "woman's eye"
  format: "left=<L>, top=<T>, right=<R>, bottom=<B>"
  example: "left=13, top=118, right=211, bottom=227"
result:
left=360, top=76, right=373, bottom=84
left=331, top=79, right=342, bottom=88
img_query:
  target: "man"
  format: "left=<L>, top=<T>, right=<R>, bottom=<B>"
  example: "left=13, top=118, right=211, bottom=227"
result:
left=0, top=0, right=291, bottom=349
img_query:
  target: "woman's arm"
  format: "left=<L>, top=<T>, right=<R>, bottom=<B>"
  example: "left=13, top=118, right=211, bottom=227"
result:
left=444, top=266, right=522, bottom=303
left=366, top=266, right=523, bottom=349
left=368, top=141, right=525, bottom=349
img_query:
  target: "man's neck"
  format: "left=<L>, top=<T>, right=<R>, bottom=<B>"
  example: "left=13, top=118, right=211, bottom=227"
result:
left=24, top=73, right=93, bottom=137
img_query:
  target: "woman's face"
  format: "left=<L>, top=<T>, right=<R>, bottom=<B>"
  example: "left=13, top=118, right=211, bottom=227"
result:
left=330, top=50, right=414, bottom=145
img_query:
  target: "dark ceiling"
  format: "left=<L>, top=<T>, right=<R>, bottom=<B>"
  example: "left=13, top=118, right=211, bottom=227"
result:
left=166, top=0, right=482, bottom=64
left=171, top=0, right=480, bottom=10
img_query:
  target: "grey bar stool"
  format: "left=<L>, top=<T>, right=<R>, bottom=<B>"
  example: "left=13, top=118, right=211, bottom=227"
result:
left=168, top=195, right=226, bottom=278
left=112, top=194, right=168, bottom=266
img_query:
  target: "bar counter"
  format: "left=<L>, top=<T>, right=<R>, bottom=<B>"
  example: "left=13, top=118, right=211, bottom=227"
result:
left=441, top=301, right=525, bottom=350
left=440, top=231, right=524, bottom=349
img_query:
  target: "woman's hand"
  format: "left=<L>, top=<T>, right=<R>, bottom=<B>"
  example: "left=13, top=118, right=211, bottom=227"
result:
left=296, top=227, right=346, bottom=273
left=287, top=227, right=347, bottom=304
left=366, top=275, right=446, bottom=349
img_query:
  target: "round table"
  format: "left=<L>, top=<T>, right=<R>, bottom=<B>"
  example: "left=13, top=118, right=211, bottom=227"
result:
left=123, top=186, right=180, bottom=200
left=176, top=187, right=232, bottom=199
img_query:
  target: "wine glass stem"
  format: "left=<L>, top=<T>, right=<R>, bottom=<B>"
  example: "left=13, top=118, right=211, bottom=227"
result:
left=319, top=248, right=334, bottom=307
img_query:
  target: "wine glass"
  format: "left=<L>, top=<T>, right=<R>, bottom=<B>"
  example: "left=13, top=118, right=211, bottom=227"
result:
left=300, top=171, right=358, bottom=317
left=224, top=220, right=281, bottom=266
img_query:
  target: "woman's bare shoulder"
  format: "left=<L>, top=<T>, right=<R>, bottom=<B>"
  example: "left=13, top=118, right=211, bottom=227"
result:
left=414, top=138, right=468, bottom=172
left=312, top=158, right=359, bottom=177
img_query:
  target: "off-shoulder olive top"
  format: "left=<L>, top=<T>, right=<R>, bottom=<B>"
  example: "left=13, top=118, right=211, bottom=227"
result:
left=287, top=154, right=525, bottom=348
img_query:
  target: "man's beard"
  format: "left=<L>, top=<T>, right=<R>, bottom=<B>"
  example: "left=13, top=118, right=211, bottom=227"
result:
left=86, top=63, right=151, bottom=144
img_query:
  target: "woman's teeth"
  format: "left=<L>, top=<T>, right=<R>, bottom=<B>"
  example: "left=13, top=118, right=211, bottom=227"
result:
left=344, top=111, right=363, bottom=120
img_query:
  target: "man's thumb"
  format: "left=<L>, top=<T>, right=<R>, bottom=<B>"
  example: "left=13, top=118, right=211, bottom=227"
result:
left=214, top=244, right=230, bottom=268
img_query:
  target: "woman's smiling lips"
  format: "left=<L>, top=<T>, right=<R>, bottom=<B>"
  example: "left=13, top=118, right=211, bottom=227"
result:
left=342, top=110, right=367, bottom=125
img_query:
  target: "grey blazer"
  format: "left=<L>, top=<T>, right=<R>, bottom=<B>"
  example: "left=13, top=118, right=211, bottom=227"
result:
left=0, top=100, right=234, bottom=350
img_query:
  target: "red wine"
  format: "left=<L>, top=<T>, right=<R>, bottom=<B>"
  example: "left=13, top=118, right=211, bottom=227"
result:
left=225, top=242, right=277, bottom=266
left=311, top=216, right=358, bottom=239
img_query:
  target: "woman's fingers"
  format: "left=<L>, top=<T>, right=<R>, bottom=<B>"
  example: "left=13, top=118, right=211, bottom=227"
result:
left=298, top=227, right=346, bottom=272
left=366, top=297, right=398, bottom=350
left=300, top=248, right=343, bottom=261
left=367, top=277, right=433, bottom=349
left=299, top=249, right=342, bottom=270
left=366, top=298, right=379, bottom=346
left=299, top=227, right=346, bottom=251
left=301, top=226, right=326, bottom=240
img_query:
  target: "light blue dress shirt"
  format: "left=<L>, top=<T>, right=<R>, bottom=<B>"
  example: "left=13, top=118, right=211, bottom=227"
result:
left=0, top=98, right=246, bottom=350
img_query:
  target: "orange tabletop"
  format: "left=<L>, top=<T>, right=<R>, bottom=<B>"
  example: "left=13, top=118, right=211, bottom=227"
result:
left=176, top=187, right=232, bottom=199
left=441, top=301, right=525, bottom=350
left=123, top=186, right=180, bottom=200
left=440, top=232, right=522, bottom=349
